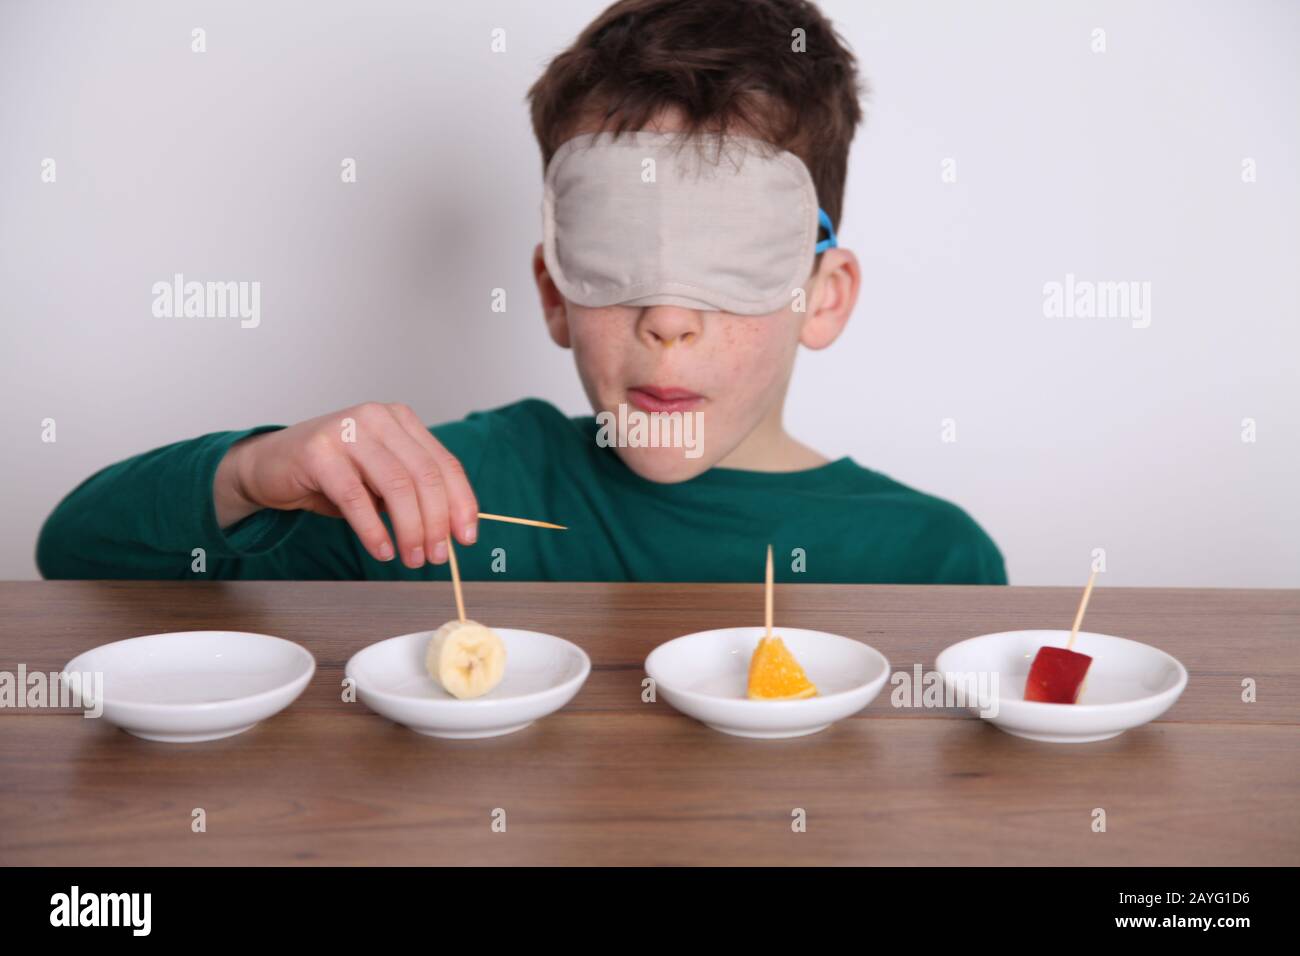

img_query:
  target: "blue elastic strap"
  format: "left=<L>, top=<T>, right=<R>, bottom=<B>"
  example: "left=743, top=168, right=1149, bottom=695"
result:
left=815, top=207, right=837, bottom=253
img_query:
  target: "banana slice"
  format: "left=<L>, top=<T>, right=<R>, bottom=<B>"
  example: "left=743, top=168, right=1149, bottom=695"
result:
left=425, top=620, right=507, bottom=699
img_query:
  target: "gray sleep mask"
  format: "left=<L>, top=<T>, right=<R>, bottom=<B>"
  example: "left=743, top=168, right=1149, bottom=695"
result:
left=542, top=131, right=836, bottom=316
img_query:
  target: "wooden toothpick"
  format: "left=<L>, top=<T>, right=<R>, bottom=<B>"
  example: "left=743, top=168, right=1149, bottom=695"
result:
left=477, top=512, right=567, bottom=531
left=447, top=537, right=466, bottom=623
left=1066, top=569, right=1098, bottom=651
left=764, top=544, right=774, bottom=640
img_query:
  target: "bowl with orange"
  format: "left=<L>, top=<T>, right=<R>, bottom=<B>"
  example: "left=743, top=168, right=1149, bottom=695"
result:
left=644, top=626, right=890, bottom=738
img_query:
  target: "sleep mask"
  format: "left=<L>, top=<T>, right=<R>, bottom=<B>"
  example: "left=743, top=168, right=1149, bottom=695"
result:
left=541, top=131, right=836, bottom=316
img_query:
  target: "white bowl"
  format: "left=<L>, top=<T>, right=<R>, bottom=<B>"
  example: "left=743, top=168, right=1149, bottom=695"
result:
left=346, top=628, right=590, bottom=738
left=934, top=629, right=1188, bottom=743
left=644, top=626, right=890, bottom=738
left=62, top=631, right=316, bottom=743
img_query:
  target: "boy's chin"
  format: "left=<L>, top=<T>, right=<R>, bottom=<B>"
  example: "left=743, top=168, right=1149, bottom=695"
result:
left=612, top=446, right=713, bottom=484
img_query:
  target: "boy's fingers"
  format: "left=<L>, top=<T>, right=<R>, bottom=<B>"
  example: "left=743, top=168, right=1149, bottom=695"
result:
left=313, top=456, right=394, bottom=563
left=389, top=405, right=479, bottom=545
left=434, top=448, right=478, bottom=546
left=373, top=418, right=452, bottom=564
left=349, top=441, right=427, bottom=569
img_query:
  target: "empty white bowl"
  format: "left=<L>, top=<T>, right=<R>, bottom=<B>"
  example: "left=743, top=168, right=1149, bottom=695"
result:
left=935, top=629, right=1188, bottom=743
left=346, top=628, right=590, bottom=738
left=644, top=626, right=890, bottom=738
left=62, top=630, right=316, bottom=743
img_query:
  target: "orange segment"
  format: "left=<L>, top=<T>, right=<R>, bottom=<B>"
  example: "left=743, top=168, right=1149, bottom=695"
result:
left=747, top=635, right=818, bottom=700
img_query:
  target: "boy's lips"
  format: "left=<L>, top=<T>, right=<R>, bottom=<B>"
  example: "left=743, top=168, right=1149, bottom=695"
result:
left=626, top=385, right=704, bottom=413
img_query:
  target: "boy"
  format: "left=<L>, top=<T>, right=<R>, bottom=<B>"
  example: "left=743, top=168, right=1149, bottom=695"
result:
left=37, top=0, right=1006, bottom=585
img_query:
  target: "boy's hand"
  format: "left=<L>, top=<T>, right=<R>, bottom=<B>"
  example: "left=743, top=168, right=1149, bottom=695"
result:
left=214, top=403, right=478, bottom=567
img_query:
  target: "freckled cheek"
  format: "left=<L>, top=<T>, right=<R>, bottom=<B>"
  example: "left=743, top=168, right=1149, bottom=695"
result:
left=727, top=327, right=787, bottom=391
left=704, top=340, right=777, bottom=418
left=569, top=321, right=623, bottom=392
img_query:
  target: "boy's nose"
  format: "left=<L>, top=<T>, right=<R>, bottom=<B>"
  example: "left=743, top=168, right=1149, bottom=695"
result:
left=636, top=305, right=702, bottom=349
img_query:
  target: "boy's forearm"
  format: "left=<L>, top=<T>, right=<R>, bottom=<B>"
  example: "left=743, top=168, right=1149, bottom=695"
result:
left=36, top=427, right=294, bottom=580
left=213, top=438, right=264, bottom=528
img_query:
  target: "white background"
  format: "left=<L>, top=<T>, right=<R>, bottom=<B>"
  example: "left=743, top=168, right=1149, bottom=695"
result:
left=1, top=0, right=1296, bottom=585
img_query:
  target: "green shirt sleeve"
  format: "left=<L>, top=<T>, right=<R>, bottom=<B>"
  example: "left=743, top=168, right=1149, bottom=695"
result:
left=36, top=426, right=306, bottom=579
left=36, top=413, right=500, bottom=581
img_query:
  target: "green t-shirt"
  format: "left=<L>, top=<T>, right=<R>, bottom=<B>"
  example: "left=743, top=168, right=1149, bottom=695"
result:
left=36, top=398, right=1006, bottom=584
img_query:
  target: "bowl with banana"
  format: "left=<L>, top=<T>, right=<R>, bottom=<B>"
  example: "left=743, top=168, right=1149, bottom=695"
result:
left=345, top=621, right=590, bottom=738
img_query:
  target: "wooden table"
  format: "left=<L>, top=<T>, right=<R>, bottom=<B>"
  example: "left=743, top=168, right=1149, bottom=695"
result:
left=1, top=581, right=1296, bottom=866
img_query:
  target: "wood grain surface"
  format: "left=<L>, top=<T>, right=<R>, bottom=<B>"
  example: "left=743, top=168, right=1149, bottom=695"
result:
left=1, top=581, right=1296, bottom=865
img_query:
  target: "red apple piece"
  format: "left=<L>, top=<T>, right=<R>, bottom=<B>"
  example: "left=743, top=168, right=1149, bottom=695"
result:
left=1024, top=646, right=1093, bottom=703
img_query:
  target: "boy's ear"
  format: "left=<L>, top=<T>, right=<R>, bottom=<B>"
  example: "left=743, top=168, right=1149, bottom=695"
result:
left=798, top=248, right=860, bottom=350
left=533, top=243, right=571, bottom=349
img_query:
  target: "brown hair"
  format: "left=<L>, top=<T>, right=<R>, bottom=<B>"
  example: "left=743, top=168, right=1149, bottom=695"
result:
left=527, top=0, right=866, bottom=233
